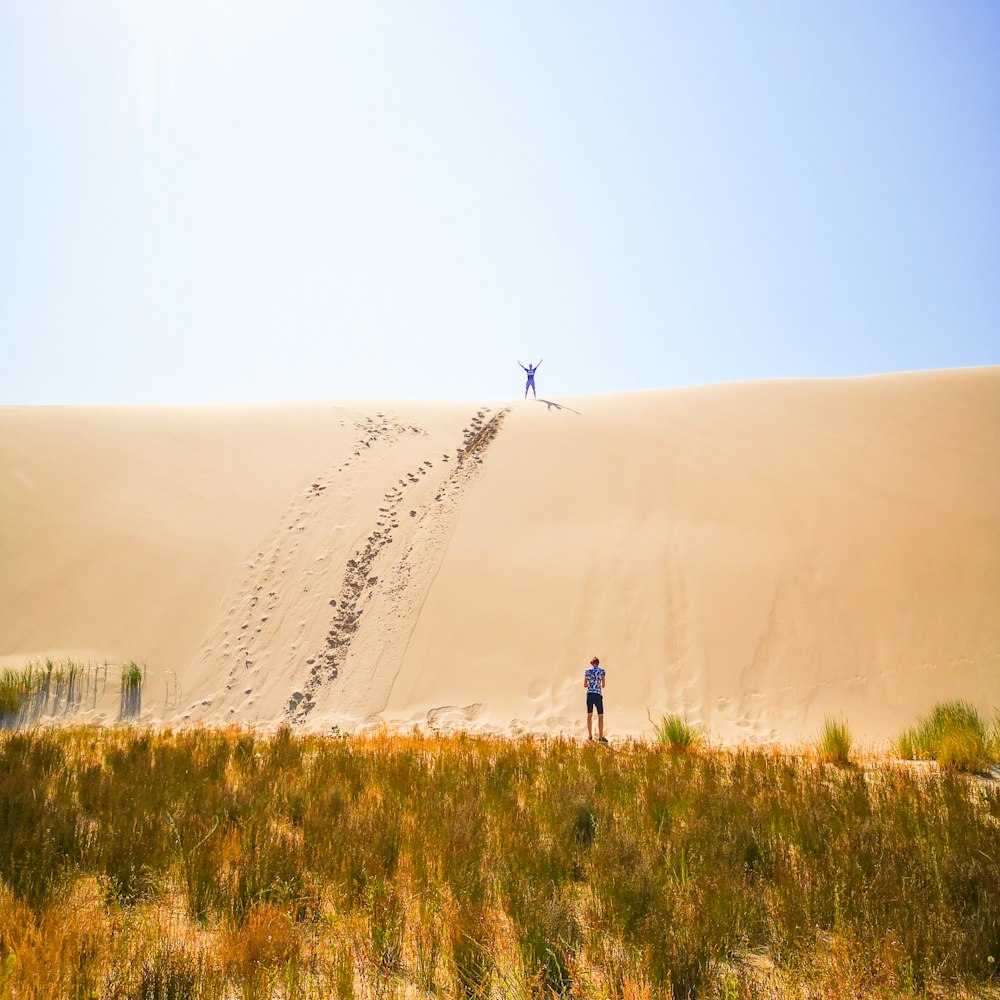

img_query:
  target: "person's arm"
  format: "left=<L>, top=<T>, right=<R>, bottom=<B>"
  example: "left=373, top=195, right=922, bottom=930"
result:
left=601, top=675, right=606, bottom=689
left=535, top=359, right=543, bottom=369
left=518, top=362, right=528, bottom=372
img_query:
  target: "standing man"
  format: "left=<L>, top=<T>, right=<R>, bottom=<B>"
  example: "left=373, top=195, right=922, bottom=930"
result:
left=518, top=359, right=542, bottom=399
left=584, top=656, right=607, bottom=743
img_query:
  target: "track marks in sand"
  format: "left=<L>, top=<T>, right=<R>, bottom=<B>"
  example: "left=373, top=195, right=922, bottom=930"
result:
left=425, top=704, right=483, bottom=731
left=289, top=408, right=510, bottom=723
left=191, top=415, right=424, bottom=716
left=456, top=408, right=505, bottom=463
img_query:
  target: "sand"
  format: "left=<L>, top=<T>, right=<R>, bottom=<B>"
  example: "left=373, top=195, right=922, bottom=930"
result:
left=2, top=367, right=998, bottom=744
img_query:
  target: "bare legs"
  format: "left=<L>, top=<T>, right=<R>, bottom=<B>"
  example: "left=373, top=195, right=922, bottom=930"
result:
left=587, top=711, right=604, bottom=739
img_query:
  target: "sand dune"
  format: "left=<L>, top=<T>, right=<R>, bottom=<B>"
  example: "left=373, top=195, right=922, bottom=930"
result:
left=2, top=368, right=998, bottom=744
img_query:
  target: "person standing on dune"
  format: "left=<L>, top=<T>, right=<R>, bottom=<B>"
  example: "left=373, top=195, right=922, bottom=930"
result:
left=584, top=656, right=607, bottom=743
left=519, top=359, right=542, bottom=399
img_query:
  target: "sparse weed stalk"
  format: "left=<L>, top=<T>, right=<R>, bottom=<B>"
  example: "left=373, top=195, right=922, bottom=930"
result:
left=654, top=713, right=702, bottom=751
left=817, top=716, right=853, bottom=765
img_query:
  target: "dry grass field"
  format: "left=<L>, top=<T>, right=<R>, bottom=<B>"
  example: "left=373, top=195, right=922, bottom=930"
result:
left=1, top=720, right=998, bottom=999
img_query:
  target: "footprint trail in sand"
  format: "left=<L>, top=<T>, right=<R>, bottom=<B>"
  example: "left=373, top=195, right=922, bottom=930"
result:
left=186, top=414, right=426, bottom=720
left=183, top=407, right=509, bottom=728
left=289, top=407, right=510, bottom=723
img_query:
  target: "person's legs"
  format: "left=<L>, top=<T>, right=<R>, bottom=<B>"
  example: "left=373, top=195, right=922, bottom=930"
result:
left=598, top=712, right=604, bottom=740
left=586, top=708, right=593, bottom=738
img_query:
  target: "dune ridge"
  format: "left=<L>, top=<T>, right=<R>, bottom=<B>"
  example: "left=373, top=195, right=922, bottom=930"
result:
left=2, top=367, right=998, bottom=743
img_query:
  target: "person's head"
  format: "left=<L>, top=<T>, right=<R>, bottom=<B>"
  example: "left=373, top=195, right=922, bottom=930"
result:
left=590, top=656, right=600, bottom=667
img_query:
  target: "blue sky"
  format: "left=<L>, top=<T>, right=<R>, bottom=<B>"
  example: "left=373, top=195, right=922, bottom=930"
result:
left=2, top=1, right=997, bottom=404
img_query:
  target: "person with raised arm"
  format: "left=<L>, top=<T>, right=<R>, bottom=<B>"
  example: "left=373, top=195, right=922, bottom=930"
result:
left=518, top=359, right=542, bottom=399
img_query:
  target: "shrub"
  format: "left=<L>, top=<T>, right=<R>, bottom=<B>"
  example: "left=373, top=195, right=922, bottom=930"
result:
left=654, top=714, right=701, bottom=751
left=816, top=716, right=853, bottom=765
left=896, top=700, right=989, bottom=773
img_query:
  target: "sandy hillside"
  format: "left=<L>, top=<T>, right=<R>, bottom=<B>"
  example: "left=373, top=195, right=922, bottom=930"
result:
left=2, top=368, right=998, bottom=744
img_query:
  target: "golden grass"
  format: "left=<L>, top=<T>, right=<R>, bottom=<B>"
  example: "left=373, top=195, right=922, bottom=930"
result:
left=0, top=724, right=998, bottom=998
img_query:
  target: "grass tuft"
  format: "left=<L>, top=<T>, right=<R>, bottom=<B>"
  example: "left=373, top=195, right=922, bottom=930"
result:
left=653, top=713, right=701, bottom=751
left=119, top=661, right=144, bottom=719
left=895, top=700, right=989, bottom=773
left=0, top=667, right=40, bottom=719
left=816, top=716, right=853, bottom=765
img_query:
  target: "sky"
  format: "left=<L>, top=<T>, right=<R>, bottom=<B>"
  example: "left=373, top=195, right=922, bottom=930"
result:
left=1, top=1, right=998, bottom=404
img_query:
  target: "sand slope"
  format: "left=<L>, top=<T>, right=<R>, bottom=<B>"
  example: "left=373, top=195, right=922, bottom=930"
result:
left=2, top=368, right=998, bottom=743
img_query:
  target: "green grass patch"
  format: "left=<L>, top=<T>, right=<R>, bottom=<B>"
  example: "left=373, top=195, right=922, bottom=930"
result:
left=896, top=700, right=990, bottom=773
left=816, top=716, right=853, bottom=765
left=653, top=712, right=702, bottom=751
left=0, top=666, right=42, bottom=718
left=0, top=659, right=90, bottom=723
left=119, top=661, right=144, bottom=719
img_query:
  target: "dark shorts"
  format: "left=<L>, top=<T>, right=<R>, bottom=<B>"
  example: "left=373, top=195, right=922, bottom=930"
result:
left=586, top=692, right=604, bottom=715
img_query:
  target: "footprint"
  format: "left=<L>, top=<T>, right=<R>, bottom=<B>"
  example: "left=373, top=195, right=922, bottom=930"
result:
left=528, top=680, right=547, bottom=700
left=426, top=704, right=484, bottom=729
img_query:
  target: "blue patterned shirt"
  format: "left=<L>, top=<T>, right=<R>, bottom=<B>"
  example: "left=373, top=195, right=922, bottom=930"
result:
left=584, top=666, right=605, bottom=694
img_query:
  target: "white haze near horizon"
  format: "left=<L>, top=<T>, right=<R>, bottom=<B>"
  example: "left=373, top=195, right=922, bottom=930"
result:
left=1, top=1, right=998, bottom=405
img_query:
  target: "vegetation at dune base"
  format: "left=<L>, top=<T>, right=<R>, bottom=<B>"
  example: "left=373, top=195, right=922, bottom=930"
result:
left=816, top=715, right=853, bottom=765
left=119, top=661, right=144, bottom=719
left=0, top=659, right=94, bottom=724
left=896, top=699, right=996, bottom=774
left=653, top=713, right=702, bottom=752
left=0, top=726, right=999, bottom=999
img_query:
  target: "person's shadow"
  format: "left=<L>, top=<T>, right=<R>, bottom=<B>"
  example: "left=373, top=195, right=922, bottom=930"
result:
left=536, top=399, right=581, bottom=415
